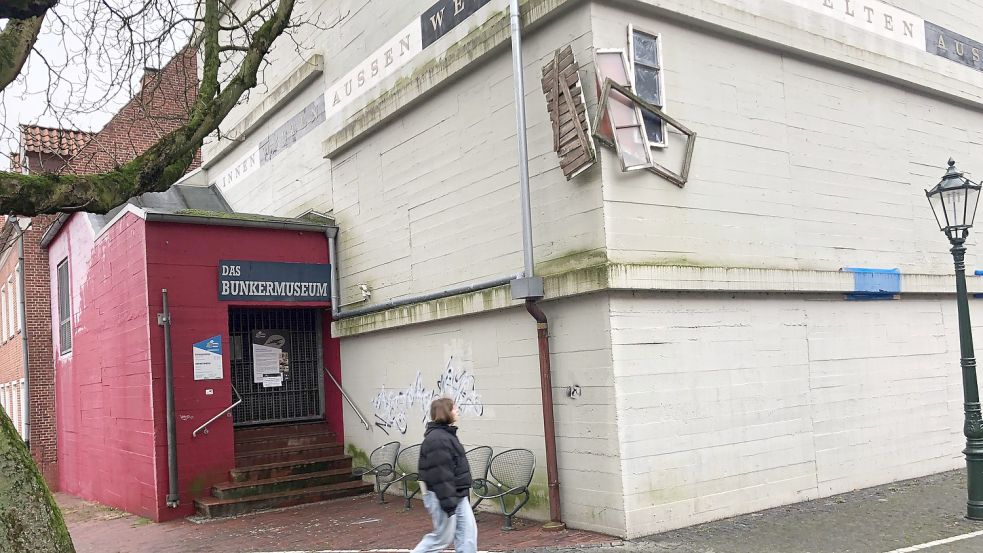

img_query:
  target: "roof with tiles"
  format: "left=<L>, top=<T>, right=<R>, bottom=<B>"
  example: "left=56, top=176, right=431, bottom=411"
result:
left=19, top=125, right=92, bottom=158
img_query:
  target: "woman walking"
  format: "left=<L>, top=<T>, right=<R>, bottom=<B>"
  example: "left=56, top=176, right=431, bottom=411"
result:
left=412, top=397, right=477, bottom=553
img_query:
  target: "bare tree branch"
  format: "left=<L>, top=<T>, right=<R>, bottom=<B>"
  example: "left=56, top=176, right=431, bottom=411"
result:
left=0, top=16, right=44, bottom=92
left=0, top=0, right=310, bottom=214
left=0, top=0, right=59, bottom=19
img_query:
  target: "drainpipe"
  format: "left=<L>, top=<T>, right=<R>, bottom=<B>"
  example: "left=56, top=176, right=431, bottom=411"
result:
left=327, top=228, right=521, bottom=320
left=525, top=300, right=563, bottom=526
left=10, top=217, right=29, bottom=444
left=158, top=289, right=179, bottom=508
left=507, top=0, right=564, bottom=529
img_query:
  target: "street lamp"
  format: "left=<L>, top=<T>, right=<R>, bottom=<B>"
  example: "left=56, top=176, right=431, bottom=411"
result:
left=926, top=158, right=983, bottom=520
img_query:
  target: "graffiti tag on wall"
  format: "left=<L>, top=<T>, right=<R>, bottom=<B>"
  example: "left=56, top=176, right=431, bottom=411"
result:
left=370, top=357, right=484, bottom=435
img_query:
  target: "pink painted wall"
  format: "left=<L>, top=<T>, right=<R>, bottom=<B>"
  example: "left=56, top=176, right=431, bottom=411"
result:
left=50, top=212, right=341, bottom=522
left=48, top=212, right=158, bottom=519
left=144, top=221, right=339, bottom=520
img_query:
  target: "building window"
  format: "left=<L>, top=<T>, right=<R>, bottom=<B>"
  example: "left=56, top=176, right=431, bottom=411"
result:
left=57, top=259, right=72, bottom=354
left=1, top=285, right=8, bottom=341
left=13, top=267, right=20, bottom=333
left=628, top=26, right=667, bottom=148
left=595, top=49, right=653, bottom=171
left=7, top=276, right=15, bottom=338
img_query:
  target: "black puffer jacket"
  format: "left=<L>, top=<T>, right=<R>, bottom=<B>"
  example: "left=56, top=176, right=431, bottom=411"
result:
left=418, top=422, right=473, bottom=514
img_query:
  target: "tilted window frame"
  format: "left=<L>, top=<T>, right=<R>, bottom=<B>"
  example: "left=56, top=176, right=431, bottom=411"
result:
left=593, top=48, right=654, bottom=172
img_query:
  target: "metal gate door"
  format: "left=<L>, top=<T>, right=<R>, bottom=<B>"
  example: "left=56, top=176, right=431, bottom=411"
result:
left=229, top=308, right=324, bottom=426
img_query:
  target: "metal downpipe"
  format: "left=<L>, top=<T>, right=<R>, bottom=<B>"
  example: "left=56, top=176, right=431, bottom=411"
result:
left=328, top=230, right=341, bottom=319
left=160, top=290, right=179, bottom=508
left=327, top=230, right=519, bottom=321
left=510, top=0, right=535, bottom=279
left=525, top=300, right=563, bottom=527
left=510, top=0, right=563, bottom=529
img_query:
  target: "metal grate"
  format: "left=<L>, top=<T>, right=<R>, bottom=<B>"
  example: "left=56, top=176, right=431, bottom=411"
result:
left=228, top=307, right=324, bottom=426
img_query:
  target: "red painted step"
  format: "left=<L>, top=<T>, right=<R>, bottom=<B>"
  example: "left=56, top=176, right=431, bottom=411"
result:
left=194, top=480, right=373, bottom=518
left=230, top=454, right=354, bottom=483
left=235, top=443, right=344, bottom=467
left=233, top=421, right=332, bottom=441
left=235, top=431, right=338, bottom=454
left=212, top=468, right=356, bottom=499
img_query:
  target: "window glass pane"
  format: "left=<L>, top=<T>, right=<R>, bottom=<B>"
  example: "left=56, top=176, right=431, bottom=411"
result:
left=8, top=281, right=14, bottom=337
left=632, top=32, right=659, bottom=68
left=58, top=262, right=69, bottom=318
left=643, top=112, right=665, bottom=144
left=596, top=50, right=633, bottom=145
left=610, top=92, right=641, bottom=126
left=615, top=127, right=650, bottom=168
left=57, top=261, right=71, bottom=353
left=596, top=51, right=630, bottom=84
left=634, top=65, right=662, bottom=106
left=12, top=274, right=19, bottom=332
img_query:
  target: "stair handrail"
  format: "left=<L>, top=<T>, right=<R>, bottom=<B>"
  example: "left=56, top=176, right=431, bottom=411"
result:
left=322, top=367, right=371, bottom=430
left=193, top=386, right=242, bottom=438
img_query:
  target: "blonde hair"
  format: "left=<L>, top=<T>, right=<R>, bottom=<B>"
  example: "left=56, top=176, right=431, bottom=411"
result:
left=430, top=398, right=455, bottom=424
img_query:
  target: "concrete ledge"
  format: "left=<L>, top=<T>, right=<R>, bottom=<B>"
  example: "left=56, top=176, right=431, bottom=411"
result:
left=330, top=263, right=983, bottom=336
left=203, top=55, right=325, bottom=167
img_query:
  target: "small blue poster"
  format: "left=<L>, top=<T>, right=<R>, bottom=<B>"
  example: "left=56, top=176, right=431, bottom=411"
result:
left=193, top=335, right=223, bottom=381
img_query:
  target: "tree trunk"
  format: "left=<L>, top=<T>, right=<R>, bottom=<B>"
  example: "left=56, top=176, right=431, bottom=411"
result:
left=0, top=408, right=74, bottom=552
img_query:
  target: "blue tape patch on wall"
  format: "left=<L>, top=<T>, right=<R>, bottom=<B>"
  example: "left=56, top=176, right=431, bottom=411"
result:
left=974, top=271, right=983, bottom=298
left=841, top=267, right=901, bottom=300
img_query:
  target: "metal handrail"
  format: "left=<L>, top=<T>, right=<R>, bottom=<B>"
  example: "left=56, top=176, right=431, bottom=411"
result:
left=192, top=386, right=242, bottom=437
left=322, top=367, right=371, bottom=430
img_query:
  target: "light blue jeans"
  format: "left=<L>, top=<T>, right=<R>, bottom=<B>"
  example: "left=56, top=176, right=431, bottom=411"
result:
left=411, top=491, right=477, bottom=553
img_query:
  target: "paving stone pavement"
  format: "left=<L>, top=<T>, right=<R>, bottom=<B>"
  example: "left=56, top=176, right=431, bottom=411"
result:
left=535, top=470, right=983, bottom=553
left=59, top=492, right=614, bottom=553
left=62, top=470, right=983, bottom=553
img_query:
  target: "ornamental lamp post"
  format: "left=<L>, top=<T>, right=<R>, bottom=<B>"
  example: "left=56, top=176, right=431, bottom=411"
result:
left=926, top=158, right=983, bottom=520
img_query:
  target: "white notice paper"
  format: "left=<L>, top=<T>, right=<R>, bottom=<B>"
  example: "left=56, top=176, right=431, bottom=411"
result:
left=192, top=336, right=223, bottom=381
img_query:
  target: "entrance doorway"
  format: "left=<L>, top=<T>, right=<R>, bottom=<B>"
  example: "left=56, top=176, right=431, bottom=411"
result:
left=229, top=308, right=324, bottom=426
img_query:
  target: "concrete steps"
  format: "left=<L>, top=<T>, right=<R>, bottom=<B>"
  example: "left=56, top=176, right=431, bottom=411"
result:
left=194, top=422, right=371, bottom=518
left=230, top=454, right=353, bottom=483
left=235, top=442, right=345, bottom=467
left=212, top=467, right=357, bottom=499
left=195, top=480, right=372, bottom=518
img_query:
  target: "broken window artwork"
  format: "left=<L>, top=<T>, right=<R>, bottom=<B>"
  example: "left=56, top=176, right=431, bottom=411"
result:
left=592, top=32, right=696, bottom=186
left=541, top=45, right=596, bottom=180
left=628, top=25, right=666, bottom=147
left=593, top=49, right=652, bottom=171
left=594, top=78, right=696, bottom=187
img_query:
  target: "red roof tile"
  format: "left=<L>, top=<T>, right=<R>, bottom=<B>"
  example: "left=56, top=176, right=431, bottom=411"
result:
left=19, top=125, right=92, bottom=158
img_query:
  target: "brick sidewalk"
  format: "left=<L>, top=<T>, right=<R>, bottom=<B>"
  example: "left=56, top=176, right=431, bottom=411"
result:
left=59, top=492, right=615, bottom=553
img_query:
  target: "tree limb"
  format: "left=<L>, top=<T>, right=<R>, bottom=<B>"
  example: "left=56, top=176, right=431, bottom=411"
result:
left=0, top=0, right=58, bottom=20
left=0, top=406, right=75, bottom=552
left=0, top=15, right=44, bottom=92
left=0, top=0, right=299, bottom=215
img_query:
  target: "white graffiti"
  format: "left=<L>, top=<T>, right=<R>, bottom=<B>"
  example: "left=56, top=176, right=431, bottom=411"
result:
left=437, top=362, right=484, bottom=417
left=370, top=358, right=484, bottom=435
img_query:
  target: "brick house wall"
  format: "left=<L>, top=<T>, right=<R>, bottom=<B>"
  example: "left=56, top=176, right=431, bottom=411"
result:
left=9, top=46, right=199, bottom=489
left=25, top=215, right=57, bottom=485
left=64, top=48, right=200, bottom=174
left=0, top=227, right=25, bottom=439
